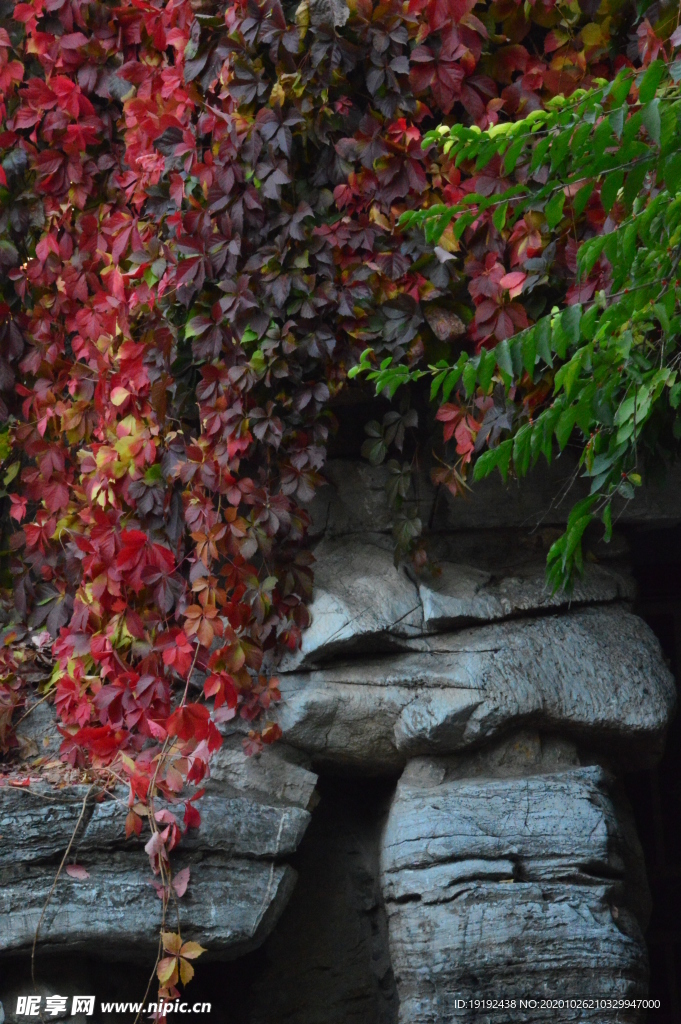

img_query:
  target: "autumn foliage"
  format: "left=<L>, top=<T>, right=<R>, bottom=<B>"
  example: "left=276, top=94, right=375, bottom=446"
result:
left=0, top=0, right=668, bottom=999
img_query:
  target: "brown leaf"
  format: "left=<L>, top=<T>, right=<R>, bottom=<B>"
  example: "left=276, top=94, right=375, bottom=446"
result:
left=161, top=931, right=183, bottom=955
left=424, top=305, right=466, bottom=342
left=179, top=958, right=195, bottom=986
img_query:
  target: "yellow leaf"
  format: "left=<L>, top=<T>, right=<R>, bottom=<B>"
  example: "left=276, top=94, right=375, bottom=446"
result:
left=270, top=81, right=286, bottom=106
left=161, top=931, right=183, bottom=955
left=437, top=223, right=460, bottom=254
left=157, top=956, right=178, bottom=986
left=179, top=958, right=195, bottom=986
left=581, top=22, right=602, bottom=46
left=111, top=387, right=130, bottom=406
left=180, top=941, right=206, bottom=960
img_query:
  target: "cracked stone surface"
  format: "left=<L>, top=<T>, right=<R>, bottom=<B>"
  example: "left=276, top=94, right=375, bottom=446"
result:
left=380, top=736, right=650, bottom=1023
left=0, top=747, right=317, bottom=960
left=281, top=538, right=636, bottom=670
left=272, top=605, right=675, bottom=772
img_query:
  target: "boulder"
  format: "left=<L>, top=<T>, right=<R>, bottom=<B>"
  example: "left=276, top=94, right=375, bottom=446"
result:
left=282, top=538, right=635, bottom=669
left=279, top=539, right=423, bottom=671
left=380, top=739, right=649, bottom=1023
left=0, top=748, right=317, bottom=961
left=413, top=558, right=634, bottom=633
left=273, top=606, right=675, bottom=772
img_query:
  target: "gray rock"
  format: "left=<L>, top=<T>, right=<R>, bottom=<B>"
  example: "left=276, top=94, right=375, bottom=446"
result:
left=273, top=606, right=675, bottom=771
left=381, top=744, right=649, bottom=1023
left=284, top=537, right=635, bottom=669
left=209, top=741, right=318, bottom=809
left=308, top=0, right=349, bottom=26
left=310, top=458, right=681, bottom=538
left=279, top=539, right=423, bottom=670
left=0, top=852, right=297, bottom=961
left=414, top=559, right=635, bottom=632
left=14, top=699, right=62, bottom=760
left=0, top=757, right=316, bottom=960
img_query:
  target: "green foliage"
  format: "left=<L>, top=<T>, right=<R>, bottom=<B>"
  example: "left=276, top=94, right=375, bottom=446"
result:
left=354, top=61, right=681, bottom=589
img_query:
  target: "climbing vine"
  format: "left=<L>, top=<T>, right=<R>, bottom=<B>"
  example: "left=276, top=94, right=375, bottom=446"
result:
left=354, top=55, right=681, bottom=588
left=0, top=0, right=673, bottom=1006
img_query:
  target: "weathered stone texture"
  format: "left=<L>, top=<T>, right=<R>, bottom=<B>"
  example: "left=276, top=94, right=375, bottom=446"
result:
left=273, top=605, right=675, bottom=772
left=0, top=747, right=317, bottom=960
left=380, top=738, right=650, bottom=1024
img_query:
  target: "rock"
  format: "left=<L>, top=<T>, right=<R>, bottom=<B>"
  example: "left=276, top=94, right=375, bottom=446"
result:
left=209, top=741, right=318, bottom=809
left=308, top=0, right=350, bottom=26
left=0, top=754, right=317, bottom=960
left=284, top=537, right=635, bottom=669
left=0, top=971, right=95, bottom=1024
left=14, top=699, right=62, bottom=760
left=273, top=606, right=675, bottom=771
left=0, top=851, right=297, bottom=961
left=380, top=739, right=649, bottom=1023
left=309, top=458, right=681, bottom=539
left=279, top=539, right=423, bottom=670
left=413, top=558, right=635, bottom=632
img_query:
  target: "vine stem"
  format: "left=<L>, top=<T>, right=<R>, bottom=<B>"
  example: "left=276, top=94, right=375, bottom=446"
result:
left=31, top=783, right=97, bottom=992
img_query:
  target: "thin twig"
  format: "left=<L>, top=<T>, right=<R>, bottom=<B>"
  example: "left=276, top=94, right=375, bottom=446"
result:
left=31, top=784, right=96, bottom=990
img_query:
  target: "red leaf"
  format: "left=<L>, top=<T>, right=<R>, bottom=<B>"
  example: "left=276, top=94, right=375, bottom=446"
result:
left=166, top=703, right=210, bottom=742
left=66, top=864, right=90, bottom=880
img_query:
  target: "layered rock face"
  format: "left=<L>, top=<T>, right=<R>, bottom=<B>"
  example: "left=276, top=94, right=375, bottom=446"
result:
left=0, top=746, right=317, bottom=961
left=1, top=461, right=677, bottom=1023
left=253, top=526, right=673, bottom=1023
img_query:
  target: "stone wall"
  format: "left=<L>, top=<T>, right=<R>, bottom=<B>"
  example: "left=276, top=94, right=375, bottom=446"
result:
left=1, top=461, right=677, bottom=1023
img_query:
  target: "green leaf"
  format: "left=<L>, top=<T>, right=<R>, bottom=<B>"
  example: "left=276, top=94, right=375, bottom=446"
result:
left=580, top=303, right=599, bottom=341
left=545, top=190, right=566, bottom=229
left=522, top=331, right=537, bottom=376
left=463, top=359, right=477, bottom=397
left=530, top=136, right=551, bottom=174
left=473, top=438, right=513, bottom=482
left=495, top=338, right=513, bottom=377
left=552, top=305, right=581, bottom=358
left=641, top=99, right=661, bottom=145
left=608, top=69, right=634, bottom=105
left=536, top=317, right=553, bottom=367
left=453, top=212, right=476, bottom=240
left=504, top=136, right=526, bottom=174
left=578, top=235, right=606, bottom=277
left=622, top=161, right=647, bottom=210
left=477, top=348, right=496, bottom=393
left=562, top=513, right=593, bottom=569
left=492, top=202, right=508, bottom=231
left=550, top=129, right=572, bottom=173
left=442, top=358, right=467, bottom=402
left=602, top=503, right=613, bottom=543
left=601, top=169, right=624, bottom=213
left=361, top=437, right=387, bottom=465
left=430, top=369, right=447, bottom=401
left=573, top=182, right=594, bottom=217
left=664, top=152, right=681, bottom=195
left=513, top=423, right=532, bottom=477
left=609, top=105, right=624, bottom=139
left=555, top=406, right=576, bottom=449
left=638, top=59, right=666, bottom=104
